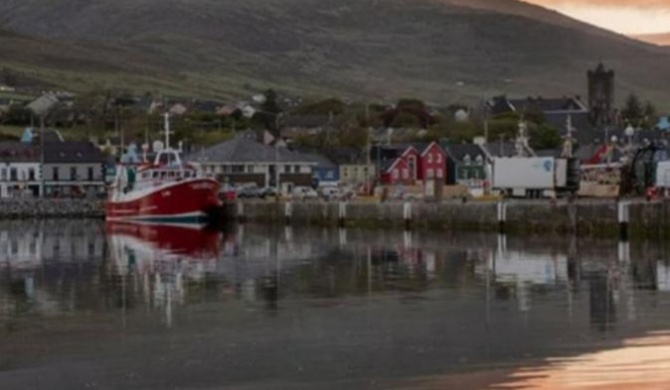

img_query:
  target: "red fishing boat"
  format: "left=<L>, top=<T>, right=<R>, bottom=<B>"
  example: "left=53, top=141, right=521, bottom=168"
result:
left=106, top=114, right=221, bottom=223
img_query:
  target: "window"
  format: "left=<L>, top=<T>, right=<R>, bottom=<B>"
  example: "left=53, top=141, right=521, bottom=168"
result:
left=342, top=168, right=348, bottom=178
left=402, top=168, right=408, bottom=179
left=70, top=167, right=77, bottom=181
left=392, top=169, right=399, bottom=180
left=0, top=168, right=5, bottom=181
left=407, top=156, right=417, bottom=179
left=436, top=154, right=442, bottom=163
left=427, top=168, right=434, bottom=179
left=10, top=167, right=17, bottom=181
left=437, top=168, right=443, bottom=178
left=284, top=165, right=291, bottom=173
left=427, top=154, right=433, bottom=163
left=28, top=168, right=35, bottom=181
left=294, top=165, right=300, bottom=173
left=88, top=167, right=94, bottom=181
left=232, top=165, right=244, bottom=173
left=246, top=165, right=254, bottom=173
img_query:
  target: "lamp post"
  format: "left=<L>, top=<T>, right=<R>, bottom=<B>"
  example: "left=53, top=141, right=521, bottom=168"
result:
left=27, top=94, right=59, bottom=198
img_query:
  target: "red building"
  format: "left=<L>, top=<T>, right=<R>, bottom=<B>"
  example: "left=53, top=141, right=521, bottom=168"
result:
left=375, top=142, right=447, bottom=185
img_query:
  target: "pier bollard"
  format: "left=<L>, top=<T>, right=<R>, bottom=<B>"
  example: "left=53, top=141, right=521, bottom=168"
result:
left=237, top=201, right=246, bottom=224
left=338, top=202, right=347, bottom=228
left=497, top=202, right=507, bottom=234
left=618, top=201, right=630, bottom=241
left=284, top=202, right=293, bottom=226
left=403, top=202, right=412, bottom=231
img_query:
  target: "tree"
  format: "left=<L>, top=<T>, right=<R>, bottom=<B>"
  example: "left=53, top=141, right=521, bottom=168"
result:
left=253, top=88, right=282, bottom=134
left=396, top=98, right=426, bottom=112
left=297, top=98, right=345, bottom=116
left=529, top=124, right=561, bottom=150
left=622, top=94, right=643, bottom=122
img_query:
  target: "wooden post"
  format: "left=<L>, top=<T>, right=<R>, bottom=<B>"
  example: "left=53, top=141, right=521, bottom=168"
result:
left=618, top=201, right=630, bottom=241
left=338, top=202, right=346, bottom=228
left=403, top=202, right=412, bottom=231
left=237, top=201, right=246, bottom=224
left=284, top=201, right=292, bottom=226
left=497, top=201, right=507, bottom=234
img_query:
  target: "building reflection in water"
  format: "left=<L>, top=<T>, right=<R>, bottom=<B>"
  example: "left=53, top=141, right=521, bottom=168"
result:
left=0, top=221, right=668, bottom=333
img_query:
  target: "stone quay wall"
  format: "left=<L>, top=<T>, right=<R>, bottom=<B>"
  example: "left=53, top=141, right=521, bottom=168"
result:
left=0, top=199, right=105, bottom=219
left=227, top=200, right=670, bottom=239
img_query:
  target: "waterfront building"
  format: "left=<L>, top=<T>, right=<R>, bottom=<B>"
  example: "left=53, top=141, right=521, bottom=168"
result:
left=186, top=131, right=317, bottom=193
left=371, top=141, right=446, bottom=185
left=329, top=147, right=375, bottom=186
left=42, top=141, right=108, bottom=198
left=0, top=142, right=41, bottom=198
left=443, top=143, right=487, bottom=189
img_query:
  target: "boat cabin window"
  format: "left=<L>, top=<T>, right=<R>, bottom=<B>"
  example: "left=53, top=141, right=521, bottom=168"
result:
left=168, top=171, right=175, bottom=179
left=153, top=171, right=159, bottom=178
left=158, top=153, right=178, bottom=166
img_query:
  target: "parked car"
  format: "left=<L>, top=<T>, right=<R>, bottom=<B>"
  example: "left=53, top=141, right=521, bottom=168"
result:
left=236, top=185, right=261, bottom=198
left=292, top=186, right=318, bottom=200
left=259, top=186, right=278, bottom=198
left=319, top=186, right=341, bottom=200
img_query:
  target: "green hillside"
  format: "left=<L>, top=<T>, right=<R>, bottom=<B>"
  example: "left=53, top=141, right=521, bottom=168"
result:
left=1, top=0, right=670, bottom=105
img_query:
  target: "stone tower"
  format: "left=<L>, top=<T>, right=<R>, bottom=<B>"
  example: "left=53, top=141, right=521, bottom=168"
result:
left=587, top=62, right=615, bottom=126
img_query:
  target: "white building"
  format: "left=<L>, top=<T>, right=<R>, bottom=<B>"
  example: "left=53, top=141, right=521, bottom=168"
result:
left=0, top=142, right=41, bottom=198
left=186, top=132, right=317, bottom=193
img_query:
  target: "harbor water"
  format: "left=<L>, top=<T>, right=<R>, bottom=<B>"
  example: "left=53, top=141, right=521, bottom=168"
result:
left=0, top=220, right=669, bottom=389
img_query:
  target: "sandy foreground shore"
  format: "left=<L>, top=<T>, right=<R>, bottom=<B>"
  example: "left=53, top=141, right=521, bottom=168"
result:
left=394, top=332, right=670, bottom=390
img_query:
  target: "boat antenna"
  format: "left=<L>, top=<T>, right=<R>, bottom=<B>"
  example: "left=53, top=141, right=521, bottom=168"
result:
left=164, top=112, right=171, bottom=149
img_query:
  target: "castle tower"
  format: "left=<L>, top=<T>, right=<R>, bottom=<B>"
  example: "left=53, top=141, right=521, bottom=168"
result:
left=587, top=62, right=615, bottom=126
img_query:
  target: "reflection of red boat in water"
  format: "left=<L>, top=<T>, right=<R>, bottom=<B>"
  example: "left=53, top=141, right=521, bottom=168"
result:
left=106, top=221, right=221, bottom=258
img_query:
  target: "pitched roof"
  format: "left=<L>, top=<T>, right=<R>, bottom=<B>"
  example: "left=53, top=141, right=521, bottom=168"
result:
left=43, top=141, right=107, bottom=164
left=298, top=152, right=337, bottom=169
left=185, top=133, right=317, bottom=164
left=0, top=142, right=38, bottom=162
left=326, top=147, right=368, bottom=165
left=508, top=97, right=587, bottom=113
left=444, top=144, right=486, bottom=163
left=482, top=142, right=518, bottom=158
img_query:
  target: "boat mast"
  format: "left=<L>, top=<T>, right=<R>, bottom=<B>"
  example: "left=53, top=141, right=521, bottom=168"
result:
left=164, top=112, right=171, bottom=150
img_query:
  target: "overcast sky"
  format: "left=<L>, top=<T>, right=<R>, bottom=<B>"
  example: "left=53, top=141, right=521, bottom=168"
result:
left=524, top=0, right=670, bottom=34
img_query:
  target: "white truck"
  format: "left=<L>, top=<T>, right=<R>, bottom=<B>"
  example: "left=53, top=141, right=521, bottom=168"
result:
left=492, top=157, right=580, bottom=198
left=655, top=161, right=670, bottom=190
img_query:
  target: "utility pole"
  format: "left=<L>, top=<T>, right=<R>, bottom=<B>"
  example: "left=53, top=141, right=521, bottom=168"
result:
left=39, top=114, right=45, bottom=198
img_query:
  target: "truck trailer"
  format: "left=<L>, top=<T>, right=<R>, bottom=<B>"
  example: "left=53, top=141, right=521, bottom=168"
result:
left=492, top=157, right=580, bottom=198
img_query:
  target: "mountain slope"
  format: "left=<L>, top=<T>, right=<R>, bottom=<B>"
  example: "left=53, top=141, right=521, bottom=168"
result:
left=634, top=33, right=670, bottom=47
left=1, top=0, right=670, bottom=105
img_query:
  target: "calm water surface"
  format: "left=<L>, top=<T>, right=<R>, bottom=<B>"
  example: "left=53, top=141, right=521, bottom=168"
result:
left=0, top=220, right=669, bottom=390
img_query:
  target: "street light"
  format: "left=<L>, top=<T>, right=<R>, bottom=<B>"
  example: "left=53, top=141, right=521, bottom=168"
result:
left=27, top=93, right=60, bottom=198
left=254, top=109, right=283, bottom=194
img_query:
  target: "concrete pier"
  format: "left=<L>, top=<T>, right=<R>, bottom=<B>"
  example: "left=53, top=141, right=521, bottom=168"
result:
left=0, top=199, right=105, bottom=218
left=225, top=199, right=670, bottom=239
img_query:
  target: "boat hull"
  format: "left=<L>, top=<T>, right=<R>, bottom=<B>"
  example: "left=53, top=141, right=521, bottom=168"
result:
left=106, top=179, right=221, bottom=223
